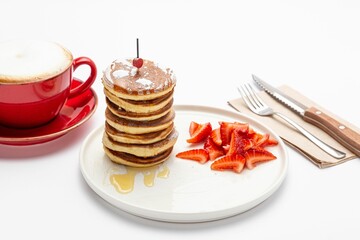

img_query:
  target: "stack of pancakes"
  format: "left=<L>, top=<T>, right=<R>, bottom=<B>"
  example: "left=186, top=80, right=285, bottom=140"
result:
left=102, top=59, right=178, bottom=167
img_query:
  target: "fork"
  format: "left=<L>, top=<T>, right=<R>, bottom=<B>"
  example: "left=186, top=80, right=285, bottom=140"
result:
left=238, top=83, right=346, bottom=159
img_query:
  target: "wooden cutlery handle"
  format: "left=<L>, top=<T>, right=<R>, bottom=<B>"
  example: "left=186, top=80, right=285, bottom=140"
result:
left=304, top=107, right=360, bottom=157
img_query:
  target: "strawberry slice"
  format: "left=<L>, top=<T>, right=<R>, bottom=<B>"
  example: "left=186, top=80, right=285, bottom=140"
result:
left=227, top=129, right=253, bottom=156
left=210, top=128, right=222, bottom=146
left=253, top=133, right=270, bottom=148
left=222, top=144, right=230, bottom=154
left=204, top=137, right=225, bottom=160
left=244, top=148, right=277, bottom=170
left=176, top=149, right=210, bottom=164
left=231, top=138, right=253, bottom=156
left=226, top=129, right=253, bottom=155
left=265, top=137, right=279, bottom=147
left=219, top=122, right=233, bottom=146
left=189, top=121, right=200, bottom=136
left=247, top=132, right=262, bottom=144
left=248, top=127, right=255, bottom=135
left=186, top=122, right=212, bottom=143
left=219, top=121, right=249, bottom=146
left=211, top=154, right=246, bottom=173
left=249, top=132, right=279, bottom=148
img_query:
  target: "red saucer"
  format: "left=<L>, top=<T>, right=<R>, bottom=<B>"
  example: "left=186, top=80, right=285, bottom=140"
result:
left=0, top=79, right=98, bottom=145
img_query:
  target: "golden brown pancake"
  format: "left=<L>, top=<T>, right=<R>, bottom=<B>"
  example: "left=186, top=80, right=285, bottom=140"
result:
left=105, top=97, right=173, bottom=121
left=103, top=147, right=173, bottom=167
left=105, top=108, right=175, bottom=134
left=104, top=87, right=173, bottom=113
left=105, top=122, right=174, bottom=144
left=102, top=129, right=178, bottom=158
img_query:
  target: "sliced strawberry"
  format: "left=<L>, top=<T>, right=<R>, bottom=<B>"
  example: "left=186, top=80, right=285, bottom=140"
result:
left=234, top=138, right=253, bottom=155
left=265, top=137, right=279, bottom=147
left=222, top=144, right=230, bottom=155
left=204, top=137, right=225, bottom=160
left=186, top=122, right=212, bottom=143
left=210, top=128, right=222, bottom=146
left=248, top=131, right=279, bottom=148
left=177, top=120, right=278, bottom=174
left=189, top=121, right=200, bottom=136
left=219, top=122, right=233, bottom=146
left=211, top=154, right=246, bottom=173
left=247, top=132, right=262, bottom=143
left=227, top=129, right=253, bottom=156
left=248, top=127, right=255, bottom=135
left=253, top=133, right=270, bottom=148
left=219, top=121, right=249, bottom=146
left=176, top=149, right=210, bottom=164
left=244, top=148, right=277, bottom=170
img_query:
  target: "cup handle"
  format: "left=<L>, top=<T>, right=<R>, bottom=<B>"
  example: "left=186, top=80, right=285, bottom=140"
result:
left=69, top=57, right=97, bottom=98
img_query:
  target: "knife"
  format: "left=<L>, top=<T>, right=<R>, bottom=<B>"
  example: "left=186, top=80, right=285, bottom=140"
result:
left=252, top=74, right=360, bottom=157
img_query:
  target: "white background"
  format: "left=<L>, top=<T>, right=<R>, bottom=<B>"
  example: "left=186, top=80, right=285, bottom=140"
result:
left=1, top=0, right=360, bottom=239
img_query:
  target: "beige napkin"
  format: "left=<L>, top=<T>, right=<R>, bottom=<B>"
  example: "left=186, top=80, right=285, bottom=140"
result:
left=228, top=85, right=359, bottom=168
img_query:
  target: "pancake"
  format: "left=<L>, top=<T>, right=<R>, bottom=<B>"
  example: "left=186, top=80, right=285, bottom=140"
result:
left=102, top=59, right=176, bottom=100
left=105, top=122, right=174, bottom=144
left=102, top=129, right=178, bottom=158
left=103, top=147, right=173, bottom=167
left=105, top=108, right=175, bottom=134
left=106, top=97, right=173, bottom=121
left=103, top=77, right=175, bottom=101
left=104, top=87, right=173, bottom=113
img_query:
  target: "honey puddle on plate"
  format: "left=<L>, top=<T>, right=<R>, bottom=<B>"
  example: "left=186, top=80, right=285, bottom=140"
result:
left=110, top=165, right=170, bottom=194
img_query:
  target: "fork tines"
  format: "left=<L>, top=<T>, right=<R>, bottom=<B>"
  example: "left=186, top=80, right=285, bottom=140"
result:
left=238, top=83, right=264, bottom=111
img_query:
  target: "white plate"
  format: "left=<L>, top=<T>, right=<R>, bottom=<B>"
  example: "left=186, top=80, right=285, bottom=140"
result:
left=80, top=105, right=288, bottom=222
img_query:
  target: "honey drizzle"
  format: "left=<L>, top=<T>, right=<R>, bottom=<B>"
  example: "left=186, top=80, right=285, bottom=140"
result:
left=105, top=59, right=176, bottom=95
left=110, top=165, right=170, bottom=194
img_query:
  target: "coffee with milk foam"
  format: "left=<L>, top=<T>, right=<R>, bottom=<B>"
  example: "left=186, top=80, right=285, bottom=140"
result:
left=0, top=40, right=73, bottom=84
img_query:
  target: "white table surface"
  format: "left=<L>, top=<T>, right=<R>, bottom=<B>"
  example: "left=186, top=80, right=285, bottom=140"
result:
left=1, top=0, right=360, bottom=239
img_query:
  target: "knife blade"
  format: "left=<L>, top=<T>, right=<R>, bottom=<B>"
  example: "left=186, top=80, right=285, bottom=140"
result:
left=252, top=74, right=360, bottom=157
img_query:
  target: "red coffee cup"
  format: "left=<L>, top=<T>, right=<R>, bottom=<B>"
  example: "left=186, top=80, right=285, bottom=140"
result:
left=0, top=40, right=97, bottom=128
